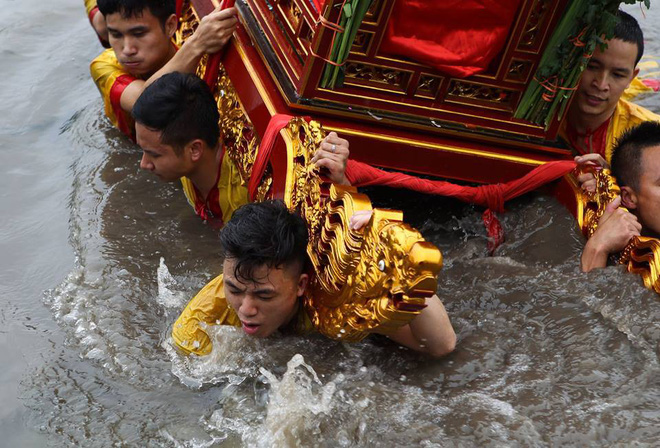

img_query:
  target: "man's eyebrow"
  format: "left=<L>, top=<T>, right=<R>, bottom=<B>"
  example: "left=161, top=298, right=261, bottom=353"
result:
left=253, top=287, right=276, bottom=295
left=613, top=66, right=632, bottom=74
left=224, top=278, right=245, bottom=290
left=128, top=25, right=149, bottom=33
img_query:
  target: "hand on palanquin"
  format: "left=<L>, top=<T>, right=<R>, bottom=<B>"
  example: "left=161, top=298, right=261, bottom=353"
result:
left=311, top=132, right=351, bottom=185
left=581, top=196, right=641, bottom=272
left=349, top=210, right=372, bottom=230
left=574, top=154, right=610, bottom=193
left=189, top=6, right=238, bottom=54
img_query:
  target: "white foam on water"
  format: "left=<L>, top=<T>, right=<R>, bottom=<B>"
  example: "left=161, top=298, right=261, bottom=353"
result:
left=208, top=354, right=342, bottom=448
left=167, top=325, right=265, bottom=389
left=156, top=257, right=187, bottom=309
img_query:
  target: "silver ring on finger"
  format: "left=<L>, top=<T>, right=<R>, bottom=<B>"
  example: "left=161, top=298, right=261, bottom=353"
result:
left=331, top=144, right=336, bottom=153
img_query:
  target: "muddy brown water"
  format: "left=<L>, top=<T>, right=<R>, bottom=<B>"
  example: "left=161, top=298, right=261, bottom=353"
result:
left=2, top=1, right=660, bottom=446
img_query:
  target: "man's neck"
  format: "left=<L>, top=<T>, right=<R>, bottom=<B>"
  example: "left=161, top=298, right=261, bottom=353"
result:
left=188, top=146, right=222, bottom=200
left=567, top=106, right=615, bottom=135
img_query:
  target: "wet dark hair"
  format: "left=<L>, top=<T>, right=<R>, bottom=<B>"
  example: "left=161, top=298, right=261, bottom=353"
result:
left=220, top=200, right=309, bottom=283
left=132, top=72, right=220, bottom=153
left=97, top=0, right=175, bottom=29
left=611, top=121, right=660, bottom=191
left=612, top=10, right=644, bottom=66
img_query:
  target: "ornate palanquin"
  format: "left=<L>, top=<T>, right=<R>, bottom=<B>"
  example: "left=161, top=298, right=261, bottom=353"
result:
left=185, top=0, right=587, bottom=185
left=573, top=169, right=660, bottom=294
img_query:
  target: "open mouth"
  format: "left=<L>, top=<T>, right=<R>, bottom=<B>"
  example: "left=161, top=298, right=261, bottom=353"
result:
left=241, top=321, right=261, bottom=335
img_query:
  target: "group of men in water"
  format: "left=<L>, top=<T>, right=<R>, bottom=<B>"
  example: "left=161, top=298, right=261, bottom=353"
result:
left=84, top=0, right=660, bottom=358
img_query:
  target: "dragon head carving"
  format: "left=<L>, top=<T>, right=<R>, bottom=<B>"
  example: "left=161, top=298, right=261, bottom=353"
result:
left=271, top=117, right=443, bottom=341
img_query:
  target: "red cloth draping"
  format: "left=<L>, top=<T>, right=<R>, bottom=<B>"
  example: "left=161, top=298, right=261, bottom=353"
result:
left=247, top=114, right=297, bottom=200
left=345, top=159, right=577, bottom=252
left=202, top=0, right=235, bottom=90
left=248, top=114, right=577, bottom=253
left=380, top=0, right=522, bottom=78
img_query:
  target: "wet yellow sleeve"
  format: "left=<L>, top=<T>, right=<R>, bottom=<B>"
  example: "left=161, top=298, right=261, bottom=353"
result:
left=90, top=49, right=126, bottom=129
left=622, top=77, right=653, bottom=102
left=84, top=0, right=98, bottom=16
left=217, top=151, right=249, bottom=223
left=605, top=99, right=660, bottom=163
left=180, top=177, right=197, bottom=210
left=171, top=274, right=241, bottom=356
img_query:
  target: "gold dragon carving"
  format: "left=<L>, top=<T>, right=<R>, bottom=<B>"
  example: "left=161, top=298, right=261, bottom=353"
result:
left=280, top=117, right=443, bottom=341
left=579, top=169, right=660, bottom=294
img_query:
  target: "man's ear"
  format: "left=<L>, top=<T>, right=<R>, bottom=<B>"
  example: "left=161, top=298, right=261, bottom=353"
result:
left=165, top=14, right=177, bottom=38
left=620, top=185, right=638, bottom=209
left=187, top=139, right=205, bottom=162
left=296, top=273, right=309, bottom=297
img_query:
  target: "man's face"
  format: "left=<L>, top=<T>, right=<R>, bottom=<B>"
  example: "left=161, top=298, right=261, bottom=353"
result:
left=224, top=258, right=308, bottom=338
left=105, top=8, right=176, bottom=77
left=631, top=145, right=660, bottom=237
left=573, top=38, right=639, bottom=125
left=136, top=123, right=191, bottom=182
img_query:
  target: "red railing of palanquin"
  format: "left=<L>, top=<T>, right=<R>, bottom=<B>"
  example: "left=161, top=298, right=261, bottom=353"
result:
left=194, top=0, right=578, bottom=184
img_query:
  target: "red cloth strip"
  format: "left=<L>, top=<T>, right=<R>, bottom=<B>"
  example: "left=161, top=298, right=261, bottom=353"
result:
left=345, top=159, right=576, bottom=212
left=247, top=114, right=296, bottom=200
left=110, top=74, right=138, bottom=140
left=202, top=0, right=236, bottom=90
left=345, top=159, right=577, bottom=253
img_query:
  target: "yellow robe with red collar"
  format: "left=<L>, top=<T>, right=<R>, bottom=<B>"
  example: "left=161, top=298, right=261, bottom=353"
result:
left=171, top=274, right=314, bottom=356
left=179, top=150, right=249, bottom=226
left=84, top=0, right=97, bottom=16
left=560, top=98, right=660, bottom=163
left=90, top=48, right=137, bottom=139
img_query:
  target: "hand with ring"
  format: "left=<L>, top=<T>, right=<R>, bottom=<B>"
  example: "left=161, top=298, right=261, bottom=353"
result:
left=311, top=132, right=351, bottom=185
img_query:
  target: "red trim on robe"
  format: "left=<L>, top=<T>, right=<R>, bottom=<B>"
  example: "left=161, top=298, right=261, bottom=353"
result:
left=109, top=74, right=138, bottom=141
left=88, top=6, right=110, bottom=48
left=191, top=146, right=226, bottom=228
left=563, top=117, right=611, bottom=158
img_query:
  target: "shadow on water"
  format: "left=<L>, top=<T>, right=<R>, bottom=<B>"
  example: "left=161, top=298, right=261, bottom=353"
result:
left=5, top=1, right=660, bottom=447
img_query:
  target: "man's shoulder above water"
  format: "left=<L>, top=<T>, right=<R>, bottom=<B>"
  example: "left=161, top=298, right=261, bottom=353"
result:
left=171, top=273, right=313, bottom=356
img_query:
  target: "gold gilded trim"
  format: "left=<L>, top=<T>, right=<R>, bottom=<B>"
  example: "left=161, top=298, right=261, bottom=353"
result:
left=323, top=125, right=548, bottom=166
left=578, top=169, right=660, bottom=295
left=272, top=117, right=443, bottom=340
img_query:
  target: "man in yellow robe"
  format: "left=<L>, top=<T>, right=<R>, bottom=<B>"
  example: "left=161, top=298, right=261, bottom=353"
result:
left=562, top=10, right=660, bottom=171
left=132, top=72, right=351, bottom=227
left=90, top=0, right=236, bottom=139
left=172, top=200, right=457, bottom=358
